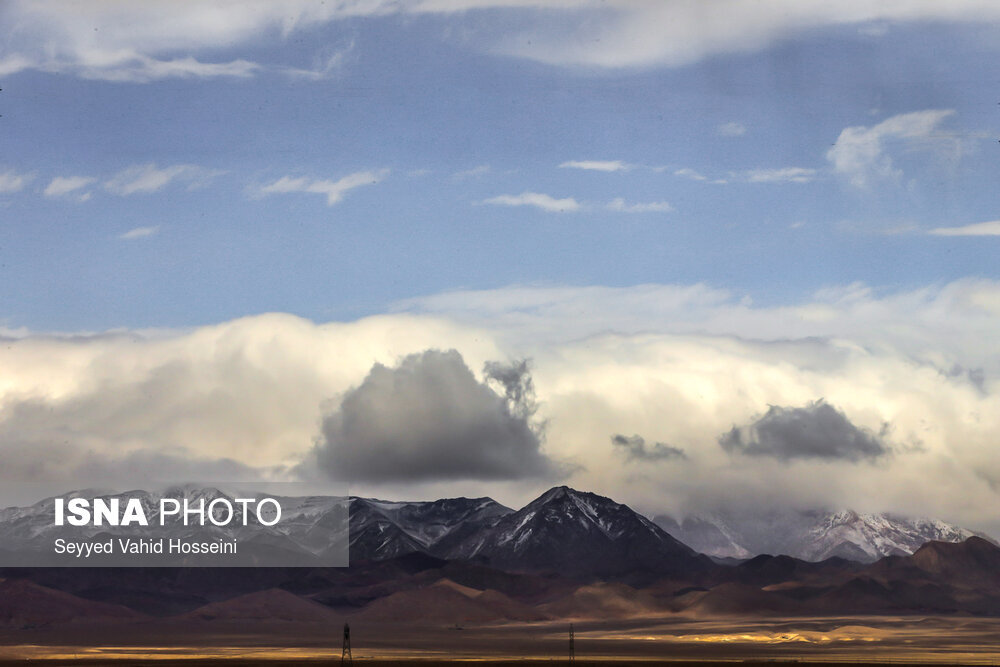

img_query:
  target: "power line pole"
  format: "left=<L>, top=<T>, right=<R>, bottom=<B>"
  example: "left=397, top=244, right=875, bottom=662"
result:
left=341, top=622, right=352, bottom=665
left=569, top=622, right=575, bottom=662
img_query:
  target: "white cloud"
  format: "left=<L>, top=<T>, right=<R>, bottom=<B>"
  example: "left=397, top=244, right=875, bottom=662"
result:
left=4, top=1, right=1000, bottom=80
left=673, top=168, right=708, bottom=182
left=559, top=160, right=631, bottom=172
left=606, top=197, right=673, bottom=213
left=84, top=56, right=260, bottom=84
left=0, top=313, right=501, bottom=488
left=5, top=282, right=1000, bottom=531
left=256, top=169, right=388, bottom=206
left=44, top=176, right=97, bottom=198
left=0, top=169, right=32, bottom=193
left=717, top=122, right=747, bottom=137
left=118, top=226, right=160, bottom=240
left=826, top=109, right=957, bottom=188
left=0, top=2, right=290, bottom=81
left=495, top=1, right=1000, bottom=68
left=483, top=192, right=581, bottom=213
left=929, top=220, right=1000, bottom=237
left=104, top=164, right=224, bottom=196
left=740, top=167, right=818, bottom=184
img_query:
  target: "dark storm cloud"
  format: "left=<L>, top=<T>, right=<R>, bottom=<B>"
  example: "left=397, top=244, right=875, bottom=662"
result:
left=719, top=399, right=888, bottom=463
left=307, top=349, right=561, bottom=483
left=611, top=434, right=687, bottom=462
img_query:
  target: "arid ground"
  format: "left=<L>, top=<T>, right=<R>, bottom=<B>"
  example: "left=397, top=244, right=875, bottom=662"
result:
left=2, top=614, right=1000, bottom=664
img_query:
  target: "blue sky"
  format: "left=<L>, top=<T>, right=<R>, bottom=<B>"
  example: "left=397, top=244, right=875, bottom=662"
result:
left=2, top=2, right=998, bottom=331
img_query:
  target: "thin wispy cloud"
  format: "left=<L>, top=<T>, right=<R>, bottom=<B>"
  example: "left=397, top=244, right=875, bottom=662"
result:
left=483, top=192, right=581, bottom=213
left=44, top=176, right=96, bottom=199
left=104, top=164, right=224, bottom=196
left=0, top=169, right=32, bottom=193
left=673, top=168, right=708, bottom=181
left=717, top=122, right=747, bottom=137
left=740, top=167, right=818, bottom=184
left=256, top=169, right=389, bottom=206
left=929, top=220, right=1000, bottom=237
left=95, top=56, right=260, bottom=84
left=119, top=226, right=160, bottom=240
left=559, top=160, right=632, bottom=172
left=607, top=198, right=673, bottom=213
left=452, top=165, right=491, bottom=180
left=826, top=109, right=957, bottom=188
left=280, top=43, right=353, bottom=81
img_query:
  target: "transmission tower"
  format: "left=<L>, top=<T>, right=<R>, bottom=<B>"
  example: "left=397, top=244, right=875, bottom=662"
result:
left=568, top=622, right=575, bottom=662
left=341, top=622, right=352, bottom=665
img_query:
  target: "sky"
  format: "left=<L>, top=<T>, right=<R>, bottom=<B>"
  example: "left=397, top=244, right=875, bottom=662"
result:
left=2, top=1, right=1000, bottom=531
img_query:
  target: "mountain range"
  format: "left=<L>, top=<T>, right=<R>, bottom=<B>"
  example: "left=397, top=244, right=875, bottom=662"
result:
left=0, top=484, right=988, bottom=570
left=2, top=484, right=1000, bottom=628
left=351, top=486, right=710, bottom=578
left=346, top=486, right=989, bottom=568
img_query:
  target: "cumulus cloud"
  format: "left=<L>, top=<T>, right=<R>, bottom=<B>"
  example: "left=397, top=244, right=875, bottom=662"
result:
left=826, top=110, right=958, bottom=188
left=104, top=163, right=224, bottom=196
left=256, top=169, right=388, bottom=206
left=0, top=169, right=32, bottom=193
left=0, top=313, right=504, bottom=486
left=306, top=349, right=560, bottom=483
left=612, top=434, right=687, bottom=462
left=739, top=167, right=818, bottom=184
left=560, top=160, right=632, bottom=172
left=483, top=192, right=581, bottom=213
left=44, top=176, right=97, bottom=199
left=929, top=220, right=1000, bottom=237
left=606, top=198, right=673, bottom=213
left=719, top=400, right=889, bottom=463
left=5, top=283, right=1000, bottom=531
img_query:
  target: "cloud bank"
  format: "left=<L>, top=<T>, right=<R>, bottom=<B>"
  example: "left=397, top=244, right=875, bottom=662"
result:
left=2, top=282, right=1000, bottom=531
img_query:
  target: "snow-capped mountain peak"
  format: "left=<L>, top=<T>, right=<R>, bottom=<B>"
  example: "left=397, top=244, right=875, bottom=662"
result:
left=653, top=508, right=992, bottom=562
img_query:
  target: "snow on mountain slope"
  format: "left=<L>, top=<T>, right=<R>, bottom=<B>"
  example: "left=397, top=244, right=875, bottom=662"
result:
left=445, top=486, right=710, bottom=577
left=349, top=496, right=512, bottom=562
left=654, top=509, right=992, bottom=562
